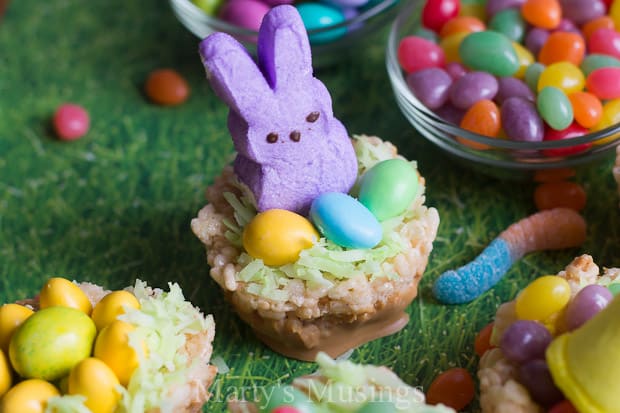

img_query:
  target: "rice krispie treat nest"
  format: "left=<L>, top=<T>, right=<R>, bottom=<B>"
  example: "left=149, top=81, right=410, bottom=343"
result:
left=477, top=254, right=620, bottom=413
left=192, top=135, right=439, bottom=360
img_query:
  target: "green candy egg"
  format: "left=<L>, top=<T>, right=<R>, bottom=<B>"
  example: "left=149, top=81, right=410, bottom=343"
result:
left=537, top=86, right=574, bottom=131
left=356, top=401, right=397, bottom=413
left=9, top=306, right=96, bottom=381
left=459, top=31, right=519, bottom=77
left=608, top=283, right=620, bottom=297
left=258, top=385, right=315, bottom=413
left=358, top=159, right=418, bottom=222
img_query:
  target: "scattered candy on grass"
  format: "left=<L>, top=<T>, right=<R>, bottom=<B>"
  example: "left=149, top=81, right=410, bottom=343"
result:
left=433, top=208, right=586, bottom=304
left=534, top=181, right=587, bottom=211
left=426, top=367, right=475, bottom=410
left=52, top=103, right=90, bottom=141
left=144, top=68, right=190, bottom=106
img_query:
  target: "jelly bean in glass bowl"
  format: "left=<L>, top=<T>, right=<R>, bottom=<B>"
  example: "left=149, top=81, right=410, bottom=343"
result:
left=169, top=0, right=399, bottom=67
left=385, top=0, right=620, bottom=180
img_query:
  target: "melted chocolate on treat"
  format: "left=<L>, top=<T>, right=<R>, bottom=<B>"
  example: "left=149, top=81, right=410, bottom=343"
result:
left=231, top=280, right=418, bottom=362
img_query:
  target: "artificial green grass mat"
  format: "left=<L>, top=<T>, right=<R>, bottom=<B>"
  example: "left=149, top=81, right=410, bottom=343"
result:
left=2, top=0, right=620, bottom=412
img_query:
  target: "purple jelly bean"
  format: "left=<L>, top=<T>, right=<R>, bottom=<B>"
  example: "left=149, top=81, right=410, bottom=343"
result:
left=435, top=103, right=465, bottom=125
left=555, top=18, right=579, bottom=34
left=565, top=284, right=613, bottom=331
left=449, top=71, right=498, bottom=110
left=560, top=0, right=606, bottom=25
left=406, top=68, right=453, bottom=110
left=525, top=28, right=550, bottom=56
left=445, top=62, right=467, bottom=80
left=518, top=360, right=564, bottom=408
left=495, top=77, right=535, bottom=105
left=501, top=97, right=544, bottom=142
left=486, top=0, right=526, bottom=17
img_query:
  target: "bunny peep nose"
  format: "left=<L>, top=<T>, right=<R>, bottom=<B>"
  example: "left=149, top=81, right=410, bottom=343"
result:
left=199, top=5, right=358, bottom=215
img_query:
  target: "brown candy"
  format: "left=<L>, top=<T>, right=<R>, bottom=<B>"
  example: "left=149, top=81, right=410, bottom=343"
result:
left=144, top=69, right=190, bottom=106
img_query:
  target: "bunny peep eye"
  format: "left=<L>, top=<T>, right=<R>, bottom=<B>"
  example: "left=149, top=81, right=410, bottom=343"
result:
left=266, top=133, right=278, bottom=143
left=290, top=130, right=301, bottom=142
left=306, top=112, right=320, bottom=123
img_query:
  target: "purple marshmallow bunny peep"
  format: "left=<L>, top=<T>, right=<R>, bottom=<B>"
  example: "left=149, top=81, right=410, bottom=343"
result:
left=199, top=5, right=358, bottom=215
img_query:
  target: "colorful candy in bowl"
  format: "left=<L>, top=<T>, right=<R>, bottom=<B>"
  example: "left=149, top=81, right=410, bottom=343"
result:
left=386, top=0, right=620, bottom=179
left=169, top=0, right=399, bottom=67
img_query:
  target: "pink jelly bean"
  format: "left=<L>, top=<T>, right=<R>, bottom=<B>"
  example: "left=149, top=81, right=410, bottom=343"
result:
left=397, top=36, right=446, bottom=73
left=53, top=103, right=90, bottom=141
left=542, top=122, right=591, bottom=156
left=588, top=28, right=620, bottom=60
left=586, top=67, right=620, bottom=99
left=219, top=0, right=270, bottom=31
left=421, top=0, right=460, bottom=32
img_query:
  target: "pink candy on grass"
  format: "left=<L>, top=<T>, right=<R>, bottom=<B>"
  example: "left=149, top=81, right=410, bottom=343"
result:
left=53, top=104, right=90, bottom=141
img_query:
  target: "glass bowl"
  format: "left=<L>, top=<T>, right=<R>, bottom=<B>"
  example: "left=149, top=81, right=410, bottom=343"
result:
left=385, top=0, right=620, bottom=180
left=170, top=0, right=399, bottom=67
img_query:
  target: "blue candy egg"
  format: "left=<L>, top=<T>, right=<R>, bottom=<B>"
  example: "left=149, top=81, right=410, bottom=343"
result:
left=296, top=3, right=347, bottom=44
left=310, top=192, right=382, bottom=249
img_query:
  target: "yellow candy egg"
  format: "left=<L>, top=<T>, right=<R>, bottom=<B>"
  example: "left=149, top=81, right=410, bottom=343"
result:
left=0, top=349, right=12, bottom=398
left=39, top=277, right=92, bottom=315
left=242, top=209, right=319, bottom=267
left=511, top=41, right=534, bottom=79
left=68, top=357, right=121, bottom=413
left=515, top=275, right=571, bottom=322
left=0, top=379, right=60, bottom=413
left=91, top=290, right=140, bottom=331
left=0, top=303, right=34, bottom=353
left=94, top=320, right=141, bottom=386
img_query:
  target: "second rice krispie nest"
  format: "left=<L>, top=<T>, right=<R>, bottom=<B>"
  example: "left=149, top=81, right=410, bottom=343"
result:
left=191, top=135, right=440, bottom=360
left=478, top=254, right=620, bottom=413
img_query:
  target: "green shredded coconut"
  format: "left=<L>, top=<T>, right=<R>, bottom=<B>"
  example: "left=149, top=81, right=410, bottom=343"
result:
left=223, top=136, right=427, bottom=300
left=287, top=353, right=456, bottom=413
left=45, top=395, right=90, bottom=413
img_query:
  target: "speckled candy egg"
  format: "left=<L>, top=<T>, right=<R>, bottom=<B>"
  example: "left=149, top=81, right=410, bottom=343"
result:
left=310, top=192, right=382, bottom=249
left=9, top=306, right=96, bottom=381
left=243, top=209, right=319, bottom=266
left=358, top=159, right=419, bottom=221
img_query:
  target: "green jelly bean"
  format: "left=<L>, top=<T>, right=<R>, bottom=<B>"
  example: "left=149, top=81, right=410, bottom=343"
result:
left=358, top=158, right=419, bottom=221
left=412, top=27, right=439, bottom=43
left=525, top=62, right=545, bottom=92
left=356, top=401, right=398, bottom=413
left=608, top=283, right=620, bottom=297
left=580, top=54, right=620, bottom=76
left=259, top=385, right=315, bottom=413
left=537, top=86, right=573, bottom=131
left=459, top=31, right=519, bottom=76
left=489, top=9, right=525, bottom=43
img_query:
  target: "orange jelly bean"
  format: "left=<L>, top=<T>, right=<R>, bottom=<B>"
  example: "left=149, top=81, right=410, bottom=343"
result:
left=474, top=322, right=495, bottom=357
left=533, top=168, right=576, bottom=183
left=568, top=91, right=603, bottom=128
left=439, top=16, right=485, bottom=38
left=458, top=99, right=501, bottom=150
left=144, top=68, right=190, bottom=106
left=426, top=368, right=475, bottom=410
left=582, top=16, right=615, bottom=41
left=538, top=31, right=586, bottom=66
left=534, top=181, right=587, bottom=211
left=521, top=0, right=561, bottom=29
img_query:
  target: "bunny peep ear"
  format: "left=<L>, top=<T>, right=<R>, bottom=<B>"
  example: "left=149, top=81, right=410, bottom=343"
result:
left=257, top=5, right=313, bottom=91
left=199, top=32, right=273, bottom=119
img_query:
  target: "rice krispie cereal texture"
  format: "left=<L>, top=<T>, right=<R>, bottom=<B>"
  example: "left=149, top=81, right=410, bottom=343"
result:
left=191, top=135, right=440, bottom=354
left=478, top=254, right=620, bottom=413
